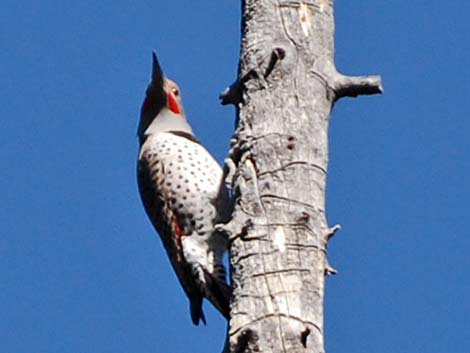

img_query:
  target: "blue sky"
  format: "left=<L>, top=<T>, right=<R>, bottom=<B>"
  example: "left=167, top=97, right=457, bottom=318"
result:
left=1, top=1, right=469, bottom=353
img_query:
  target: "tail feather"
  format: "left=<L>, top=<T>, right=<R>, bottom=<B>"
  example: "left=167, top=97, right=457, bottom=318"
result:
left=203, top=269, right=232, bottom=320
left=189, top=296, right=206, bottom=326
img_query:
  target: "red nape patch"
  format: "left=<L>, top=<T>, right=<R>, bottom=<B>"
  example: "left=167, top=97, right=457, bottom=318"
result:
left=167, top=93, right=181, bottom=114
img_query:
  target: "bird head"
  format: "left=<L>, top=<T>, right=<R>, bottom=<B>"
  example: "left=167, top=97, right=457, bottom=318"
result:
left=138, top=52, right=193, bottom=144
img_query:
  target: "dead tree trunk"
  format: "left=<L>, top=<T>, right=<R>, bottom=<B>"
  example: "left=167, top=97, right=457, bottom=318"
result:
left=220, top=1, right=382, bottom=352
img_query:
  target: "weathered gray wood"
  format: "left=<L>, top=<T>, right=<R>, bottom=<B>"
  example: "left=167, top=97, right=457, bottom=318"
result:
left=221, top=1, right=382, bottom=352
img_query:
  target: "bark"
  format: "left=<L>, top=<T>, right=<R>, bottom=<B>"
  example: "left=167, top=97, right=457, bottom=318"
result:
left=220, top=1, right=382, bottom=352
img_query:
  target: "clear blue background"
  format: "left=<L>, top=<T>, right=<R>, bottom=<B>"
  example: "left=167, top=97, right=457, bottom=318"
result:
left=1, top=1, right=468, bottom=352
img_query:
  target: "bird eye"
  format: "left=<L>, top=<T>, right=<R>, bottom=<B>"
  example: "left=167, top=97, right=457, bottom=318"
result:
left=172, top=88, right=179, bottom=96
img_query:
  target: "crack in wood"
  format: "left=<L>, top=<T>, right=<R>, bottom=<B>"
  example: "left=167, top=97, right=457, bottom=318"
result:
left=259, top=194, right=319, bottom=209
left=257, top=160, right=327, bottom=176
left=251, top=268, right=311, bottom=278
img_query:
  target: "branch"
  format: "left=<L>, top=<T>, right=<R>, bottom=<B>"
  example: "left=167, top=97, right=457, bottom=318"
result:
left=219, top=70, right=258, bottom=106
left=332, top=74, right=383, bottom=99
left=220, top=47, right=286, bottom=106
left=325, top=224, right=341, bottom=242
left=315, top=58, right=383, bottom=100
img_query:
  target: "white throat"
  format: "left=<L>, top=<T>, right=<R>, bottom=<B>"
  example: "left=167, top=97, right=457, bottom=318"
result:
left=144, top=108, right=194, bottom=137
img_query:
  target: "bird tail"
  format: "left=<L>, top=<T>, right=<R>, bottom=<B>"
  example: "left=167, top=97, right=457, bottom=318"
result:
left=189, top=295, right=206, bottom=326
left=203, top=269, right=232, bottom=320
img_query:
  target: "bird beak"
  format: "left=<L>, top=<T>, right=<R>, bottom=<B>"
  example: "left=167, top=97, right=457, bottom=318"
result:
left=145, top=50, right=167, bottom=111
left=152, top=51, right=165, bottom=88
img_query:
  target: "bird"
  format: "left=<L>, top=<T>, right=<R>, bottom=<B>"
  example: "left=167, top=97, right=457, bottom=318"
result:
left=137, top=52, right=231, bottom=325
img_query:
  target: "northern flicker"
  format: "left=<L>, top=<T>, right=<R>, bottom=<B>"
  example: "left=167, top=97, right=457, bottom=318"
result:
left=137, top=52, right=231, bottom=325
